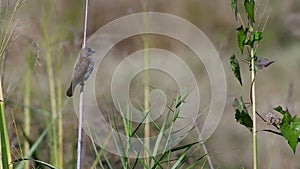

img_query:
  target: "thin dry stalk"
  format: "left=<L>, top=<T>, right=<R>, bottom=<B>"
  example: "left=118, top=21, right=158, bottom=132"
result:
left=76, top=0, right=89, bottom=168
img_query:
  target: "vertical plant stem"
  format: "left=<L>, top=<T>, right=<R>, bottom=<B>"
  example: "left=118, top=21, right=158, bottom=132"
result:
left=23, top=55, right=31, bottom=169
left=83, top=0, right=88, bottom=49
left=40, top=1, right=58, bottom=165
left=77, top=87, right=84, bottom=169
left=0, top=78, right=12, bottom=169
left=57, top=48, right=63, bottom=169
left=77, top=0, right=89, bottom=168
left=251, top=48, right=257, bottom=169
left=46, top=46, right=59, bottom=166
left=142, top=1, right=150, bottom=166
left=143, top=41, right=150, bottom=165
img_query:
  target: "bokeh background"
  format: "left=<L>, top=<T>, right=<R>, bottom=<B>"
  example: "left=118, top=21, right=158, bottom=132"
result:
left=2, top=0, right=300, bottom=168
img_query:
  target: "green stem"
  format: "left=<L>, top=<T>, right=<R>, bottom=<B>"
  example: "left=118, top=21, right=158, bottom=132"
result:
left=143, top=25, right=150, bottom=168
left=46, top=46, right=58, bottom=166
left=142, top=0, right=150, bottom=167
left=57, top=48, right=63, bottom=169
left=40, top=1, right=58, bottom=165
left=23, top=55, right=31, bottom=169
left=251, top=48, right=257, bottom=169
left=0, top=79, right=12, bottom=169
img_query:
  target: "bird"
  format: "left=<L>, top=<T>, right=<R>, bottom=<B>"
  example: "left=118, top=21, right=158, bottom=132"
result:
left=66, top=47, right=95, bottom=97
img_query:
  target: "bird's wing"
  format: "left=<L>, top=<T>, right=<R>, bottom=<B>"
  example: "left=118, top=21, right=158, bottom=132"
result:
left=83, top=60, right=94, bottom=81
left=72, top=57, right=90, bottom=84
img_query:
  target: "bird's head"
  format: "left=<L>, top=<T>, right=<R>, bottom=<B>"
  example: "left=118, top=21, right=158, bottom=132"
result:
left=80, top=47, right=96, bottom=58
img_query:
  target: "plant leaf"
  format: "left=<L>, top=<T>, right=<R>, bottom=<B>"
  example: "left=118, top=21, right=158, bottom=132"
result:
left=233, top=97, right=248, bottom=113
left=244, top=0, right=255, bottom=24
left=233, top=97, right=253, bottom=130
left=274, top=106, right=300, bottom=153
left=274, top=106, right=290, bottom=123
left=236, top=26, right=247, bottom=54
left=235, top=109, right=253, bottom=130
left=280, top=117, right=300, bottom=153
left=255, top=57, right=275, bottom=70
left=246, top=31, right=262, bottom=47
left=231, top=0, right=238, bottom=20
left=230, top=54, right=243, bottom=85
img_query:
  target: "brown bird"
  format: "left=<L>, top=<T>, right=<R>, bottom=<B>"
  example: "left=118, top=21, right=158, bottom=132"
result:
left=66, top=47, right=95, bottom=97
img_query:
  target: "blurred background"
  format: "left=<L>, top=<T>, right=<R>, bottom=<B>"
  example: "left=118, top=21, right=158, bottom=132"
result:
left=2, top=0, right=300, bottom=168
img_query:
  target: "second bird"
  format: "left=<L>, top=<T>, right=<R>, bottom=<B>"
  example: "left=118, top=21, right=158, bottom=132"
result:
left=66, top=47, right=95, bottom=97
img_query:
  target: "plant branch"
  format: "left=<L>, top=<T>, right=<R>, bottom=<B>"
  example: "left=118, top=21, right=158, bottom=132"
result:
left=259, top=129, right=300, bottom=142
left=77, top=0, right=89, bottom=168
left=256, top=111, right=280, bottom=130
left=251, top=47, right=258, bottom=169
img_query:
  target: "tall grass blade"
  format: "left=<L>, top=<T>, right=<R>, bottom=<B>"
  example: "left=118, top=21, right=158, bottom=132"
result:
left=22, top=48, right=34, bottom=169
left=56, top=48, right=64, bottom=169
left=0, top=79, right=12, bottom=169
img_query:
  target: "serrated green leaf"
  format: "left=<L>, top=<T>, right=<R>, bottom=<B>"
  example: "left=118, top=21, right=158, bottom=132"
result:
left=274, top=106, right=291, bottom=124
left=274, top=106, right=300, bottom=153
left=280, top=117, right=300, bottom=153
left=231, top=0, right=238, bottom=20
left=244, top=0, right=255, bottom=24
left=235, top=109, right=253, bottom=130
left=274, top=106, right=286, bottom=114
left=253, top=31, right=262, bottom=40
left=236, top=26, right=247, bottom=54
left=233, top=97, right=248, bottom=113
left=230, top=54, right=243, bottom=85
left=233, top=97, right=252, bottom=130
left=246, top=31, right=262, bottom=47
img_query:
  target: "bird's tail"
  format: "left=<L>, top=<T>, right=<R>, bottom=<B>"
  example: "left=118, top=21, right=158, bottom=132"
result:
left=66, top=82, right=73, bottom=97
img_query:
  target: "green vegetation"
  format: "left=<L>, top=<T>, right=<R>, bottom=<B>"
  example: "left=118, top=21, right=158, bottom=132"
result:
left=230, top=0, right=300, bottom=168
left=0, top=0, right=298, bottom=168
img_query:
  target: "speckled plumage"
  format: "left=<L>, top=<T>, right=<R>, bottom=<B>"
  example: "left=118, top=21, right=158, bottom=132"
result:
left=66, top=47, right=95, bottom=97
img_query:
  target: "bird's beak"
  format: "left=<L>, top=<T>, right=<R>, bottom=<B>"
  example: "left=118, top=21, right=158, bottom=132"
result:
left=91, top=49, right=96, bottom=54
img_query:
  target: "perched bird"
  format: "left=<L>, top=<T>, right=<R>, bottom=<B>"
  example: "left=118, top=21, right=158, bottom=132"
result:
left=66, top=47, right=95, bottom=97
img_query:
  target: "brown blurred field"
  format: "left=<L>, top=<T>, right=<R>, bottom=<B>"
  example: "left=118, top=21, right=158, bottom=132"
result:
left=2, top=0, right=300, bottom=168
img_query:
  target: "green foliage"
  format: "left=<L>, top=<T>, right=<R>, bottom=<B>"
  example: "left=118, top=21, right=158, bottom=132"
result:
left=233, top=97, right=247, bottom=113
left=244, top=0, right=255, bottom=24
left=173, top=90, right=189, bottom=122
left=246, top=31, right=262, bottom=47
left=0, top=1, right=26, bottom=169
left=236, top=26, right=247, bottom=54
left=231, top=0, right=238, bottom=20
left=0, top=101, right=12, bottom=169
left=230, top=54, right=242, bottom=85
left=237, top=28, right=262, bottom=54
left=235, top=109, right=253, bottom=130
left=88, top=94, right=206, bottom=168
left=274, top=106, right=300, bottom=153
left=230, top=0, right=299, bottom=155
left=233, top=97, right=253, bottom=130
left=26, top=51, right=36, bottom=69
